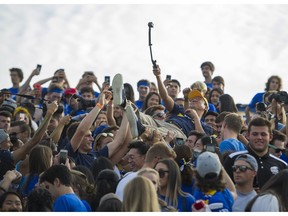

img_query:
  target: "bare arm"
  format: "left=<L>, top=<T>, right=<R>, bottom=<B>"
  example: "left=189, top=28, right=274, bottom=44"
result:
left=109, top=112, right=131, bottom=165
left=222, top=166, right=237, bottom=200
left=34, top=76, right=53, bottom=86
left=70, top=90, right=111, bottom=152
left=106, top=101, right=117, bottom=127
left=50, top=115, right=72, bottom=144
left=153, top=65, right=174, bottom=111
left=12, top=101, right=58, bottom=163
left=185, top=108, right=205, bottom=133
left=19, top=68, right=40, bottom=94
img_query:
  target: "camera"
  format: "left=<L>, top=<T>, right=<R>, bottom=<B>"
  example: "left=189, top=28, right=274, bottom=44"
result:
left=256, top=102, right=267, bottom=112
left=166, top=75, right=171, bottom=80
left=71, top=94, right=96, bottom=111
left=268, top=91, right=288, bottom=104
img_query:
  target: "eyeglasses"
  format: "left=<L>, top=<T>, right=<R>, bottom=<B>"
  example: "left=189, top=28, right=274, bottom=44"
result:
left=232, top=165, right=253, bottom=172
left=157, top=169, right=169, bottom=178
left=152, top=112, right=166, bottom=118
left=268, top=144, right=285, bottom=153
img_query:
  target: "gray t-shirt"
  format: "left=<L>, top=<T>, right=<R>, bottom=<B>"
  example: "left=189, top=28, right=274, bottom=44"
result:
left=232, top=190, right=257, bottom=212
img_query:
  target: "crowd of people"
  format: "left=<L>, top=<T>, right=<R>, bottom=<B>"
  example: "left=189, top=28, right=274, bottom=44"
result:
left=0, top=61, right=287, bottom=212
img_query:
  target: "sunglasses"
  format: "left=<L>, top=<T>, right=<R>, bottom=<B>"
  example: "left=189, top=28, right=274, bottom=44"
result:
left=268, top=144, right=285, bottom=153
left=232, top=165, right=253, bottom=172
left=157, top=169, right=169, bottom=178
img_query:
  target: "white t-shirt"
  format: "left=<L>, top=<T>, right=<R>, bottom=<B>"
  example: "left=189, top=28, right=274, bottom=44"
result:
left=115, top=171, right=138, bottom=201
left=251, top=194, right=279, bottom=212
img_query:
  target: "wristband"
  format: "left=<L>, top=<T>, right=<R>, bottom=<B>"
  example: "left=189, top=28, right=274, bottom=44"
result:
left=96, top=103, right=103, bottom=109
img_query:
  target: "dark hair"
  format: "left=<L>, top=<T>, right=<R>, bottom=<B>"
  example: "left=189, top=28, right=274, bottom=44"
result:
left=66, top=122, right=80, bottom=141
left=141, top=92, right=161, bottom=112
left=271, top=130, right=286, bottom=145
left=208, top=88, right=224, bottom=104
left=90, top=156, right=114, bottom=182
left=195, top=170, right=226, bottom=193
left=124, top=83, right=135, bottom=103
left=265, top=75, right=282, bottom=92
left=128, top=140, right=150, bottom=155
left=170, top=79, right=181, bottom=89
left=25, top=188, right=53, bottom=212
left=0, top=191, right=23, bottom=210
left=97, top=195, right=123, bottom=212
left=219, top=94, right=238, bottom=113
left=0, top=111, right=12, bottom=119
left=174, top=145, right=193, bottom=185
left=248, top=117, right=272, bottom=134
left=39, top=165, right=72, bottom=187
left=245, top=169, right=288, bottom=212
left=188, top=130, right=205, bottom=139
left=91, top=169, right=119, bottom=211
left=200, top=61, right=215, bottom=72
left=204, top=111, right=219, bottom=119
left=212, top=76, right=225, bottom=86
left=215, top=111, right=231, bottom=124
left=80, top=86, right=94, bottom=95
left=10, top=68, right=24, bottom=82
left=73, top=165, right=95, bottom=186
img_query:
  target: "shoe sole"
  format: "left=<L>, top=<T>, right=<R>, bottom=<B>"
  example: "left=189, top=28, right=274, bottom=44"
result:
left=126, top=105, right=138, bottom=139
left=112, top=73, right=123, bottom=106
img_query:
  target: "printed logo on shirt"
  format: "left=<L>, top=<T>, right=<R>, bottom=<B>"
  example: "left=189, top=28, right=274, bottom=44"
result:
left=270, top=166, right=279, bottom=175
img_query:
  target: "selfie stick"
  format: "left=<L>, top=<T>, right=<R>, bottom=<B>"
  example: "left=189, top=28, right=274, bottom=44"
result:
left=148, top=22, right=157, bottom=68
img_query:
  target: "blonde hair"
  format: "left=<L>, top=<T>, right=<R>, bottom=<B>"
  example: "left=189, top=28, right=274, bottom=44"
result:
left=190, top=81, right=207, bottom=94
left=123, top=176, right=160, bottom=212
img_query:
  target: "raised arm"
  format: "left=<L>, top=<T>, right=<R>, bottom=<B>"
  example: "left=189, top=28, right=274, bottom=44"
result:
left=108, top=112, right=131, bottom=165
left=34, top=76, right=53, bottom=86
left=19, top=68, right=40, bottom=94
left=12, top=101, right=58, bottom=163
left=153, top=65, right=174, bottom=111
left=50, top=114, right=72, bottom=145
left=70, top=90, right=111, bottom=152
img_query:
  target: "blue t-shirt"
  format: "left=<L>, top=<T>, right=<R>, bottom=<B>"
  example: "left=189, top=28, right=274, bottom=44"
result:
left=280, top=153, right=288, bottom=163
left=208, top=103, right=217, bottom=112
left=248, top=92, right=264, bottom=112
left=205, top=82, right=213, bottom=90
left=8, top=87, right=19, bottom=100
left=193, top=188, right=234, bottom=212
left=219, top=138, right=246, bottom=154
left=135, top=100, right=144, bottom=110
left=18, top=174, right=39, bottom=197
left=159, top=193, right=195, bottom=212
left=166, top=103, right=213, bottom=137
left=181, top=182, right=195, bottom=196
left=53, top=193, right=88, bottom=212
left=66, top=143, right=108, bottom=169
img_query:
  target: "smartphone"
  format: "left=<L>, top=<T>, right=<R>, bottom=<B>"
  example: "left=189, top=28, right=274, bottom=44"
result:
left=205, top=143, right=216, bottom=153
left=36, top=64, right=42, bottom=72
left=166, top=75, right=171, bottom=80
left=104, top=76, right=110, bottom=85
left=59, top=149, right=68, bottom=164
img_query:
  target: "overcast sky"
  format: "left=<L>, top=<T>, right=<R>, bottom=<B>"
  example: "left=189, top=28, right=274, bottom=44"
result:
left=1, top=4, right=288, bottom=104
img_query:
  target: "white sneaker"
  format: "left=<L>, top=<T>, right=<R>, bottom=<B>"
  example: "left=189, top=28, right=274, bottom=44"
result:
left=126, top=104, right=138, bottom=139
left=112, top=73, right=123, bottom=106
